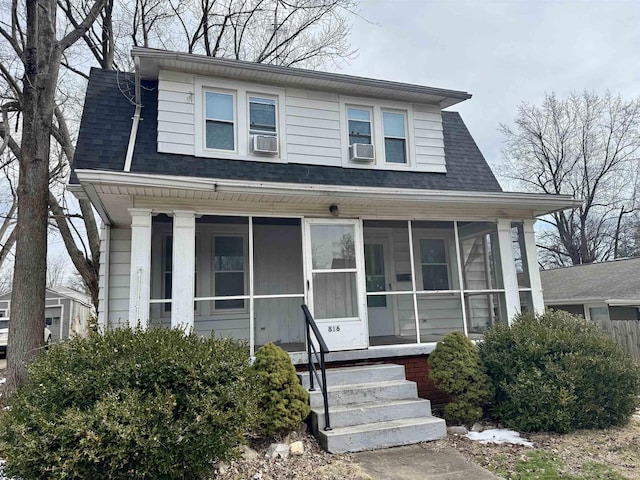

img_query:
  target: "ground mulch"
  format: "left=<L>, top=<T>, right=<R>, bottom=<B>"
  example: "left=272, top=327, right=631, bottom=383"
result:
left=214, top=430, right=371, bottom=480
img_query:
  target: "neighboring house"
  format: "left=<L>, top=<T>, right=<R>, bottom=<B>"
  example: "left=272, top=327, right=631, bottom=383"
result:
left=69, top=47, right=580, bottom=450
left=541, top=257, right=640, bottom=322
left=0, top=286, right=93, bottom=354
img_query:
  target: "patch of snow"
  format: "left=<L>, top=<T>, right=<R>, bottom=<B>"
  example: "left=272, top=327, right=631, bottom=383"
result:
left=0, top=378, right=5, bottom=384
left=466, top=428, right=534, bottom=447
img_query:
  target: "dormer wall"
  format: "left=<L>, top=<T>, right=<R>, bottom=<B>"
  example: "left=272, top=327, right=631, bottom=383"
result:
left=156, top=69, right=446, bottom=173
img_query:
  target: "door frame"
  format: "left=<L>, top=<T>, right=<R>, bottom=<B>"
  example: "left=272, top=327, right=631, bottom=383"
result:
left=302, top=217, right=369, bottom=351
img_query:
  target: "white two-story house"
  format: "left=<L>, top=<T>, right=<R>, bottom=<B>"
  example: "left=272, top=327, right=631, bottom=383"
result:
left=70, top=47, right=579, bottom=451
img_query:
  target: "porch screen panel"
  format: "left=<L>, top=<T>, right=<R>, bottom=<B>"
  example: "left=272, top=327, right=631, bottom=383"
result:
left=252, top=218, right=305, bottom=352
left=457, top=222, right=508, bottom=334
left=254, top=297, right=305, bottom=352
left=193, top=216, right=250, bottom=341
left=416, top=293, right=465, bottom=342
left=363, top=221, right=416, bottom=346
left=149, top=214, right=173, bottom=328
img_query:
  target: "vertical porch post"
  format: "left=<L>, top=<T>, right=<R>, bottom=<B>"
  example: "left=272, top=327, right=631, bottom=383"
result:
left=128, top=208, right=152, bottom=329
left=496, top=219, right=521, bottom=324
left=171, top=211, right=196, bottom=331
left=522, top=219, right=545, bottom=314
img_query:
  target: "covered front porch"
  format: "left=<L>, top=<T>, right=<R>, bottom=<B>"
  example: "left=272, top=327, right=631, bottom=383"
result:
left=132, top=212, right=543, bottom=356
left=76, top=170, right=578, bottom=359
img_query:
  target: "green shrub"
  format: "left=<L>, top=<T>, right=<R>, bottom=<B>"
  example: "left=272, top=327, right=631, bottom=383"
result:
left=0, top=327, right=258, bottom=479
left=479, top=310, right=640, bottom=433
left=428, top=331, right=494, bottom=425
left=253, top=343, right=310, bottom=436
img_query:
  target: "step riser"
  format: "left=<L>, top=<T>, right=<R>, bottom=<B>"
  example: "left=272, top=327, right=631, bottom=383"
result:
left=312, top=400, right=433, bottom=430
left=309, top=382, right=417, bottom=409
left=318, top=420, right=447, bottom=453
left=298, top=364, right=406, bottom=389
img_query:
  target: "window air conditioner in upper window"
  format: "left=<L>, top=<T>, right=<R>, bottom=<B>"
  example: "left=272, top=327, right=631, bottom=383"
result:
left=349, top=143, right=375, bottom=162
left=251, top=135, right=278, bottom=155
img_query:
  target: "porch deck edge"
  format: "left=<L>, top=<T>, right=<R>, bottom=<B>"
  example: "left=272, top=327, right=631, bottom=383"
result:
left=288, top=343, right=437, bottom=365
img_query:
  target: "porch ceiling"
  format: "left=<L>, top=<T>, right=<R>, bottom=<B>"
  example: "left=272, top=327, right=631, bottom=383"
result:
left=74, top=170, right=582, bottom=227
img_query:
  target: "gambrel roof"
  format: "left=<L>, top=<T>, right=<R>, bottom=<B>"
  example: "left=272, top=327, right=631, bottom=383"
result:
left=72, top=68, right=503, bottom=193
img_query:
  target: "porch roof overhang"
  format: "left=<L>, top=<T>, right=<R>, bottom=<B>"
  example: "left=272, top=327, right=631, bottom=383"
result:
left=73, top=169, right=582, bottom=227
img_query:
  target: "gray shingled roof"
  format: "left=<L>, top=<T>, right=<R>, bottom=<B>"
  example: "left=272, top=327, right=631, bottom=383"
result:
left=541, top=257, right=640, bottom=303
left=72, top=68, right=502, bottom=192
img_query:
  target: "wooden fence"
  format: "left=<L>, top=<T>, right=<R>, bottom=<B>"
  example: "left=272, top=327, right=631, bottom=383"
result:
left=597, top=319, right=640, bottom=363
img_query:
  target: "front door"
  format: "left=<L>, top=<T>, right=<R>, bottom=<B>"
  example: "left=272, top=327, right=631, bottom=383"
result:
left=304, top=219, right=367, bottom=351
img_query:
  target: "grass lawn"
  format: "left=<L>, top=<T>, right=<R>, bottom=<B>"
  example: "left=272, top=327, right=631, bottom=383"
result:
left=437, top=416, right=640, bottom=480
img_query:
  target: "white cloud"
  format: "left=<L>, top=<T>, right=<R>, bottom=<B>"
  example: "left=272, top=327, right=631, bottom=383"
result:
left=343, top=0, right=640, bottom=170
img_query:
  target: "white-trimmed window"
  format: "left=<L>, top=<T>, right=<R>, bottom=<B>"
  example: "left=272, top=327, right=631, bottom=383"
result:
left=347, top=107, right=373, bottom=145
left=382, top=111, right=407, bottom=164
left=205, top=90, right=236, bottom=151
left=214, top=236, right=245, bottom=310
left=419, top=238, right=450, bottom=290
left=248, top=96, right=277, bottom=136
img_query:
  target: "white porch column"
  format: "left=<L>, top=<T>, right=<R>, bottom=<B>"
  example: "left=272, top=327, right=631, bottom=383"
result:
left=128, top=208, right=152, bottom=329
left=496, top=219, right=521, bottom=324
left=171, top=211, right=196, bottom=331
left=523, top=219, right=545, bottom=314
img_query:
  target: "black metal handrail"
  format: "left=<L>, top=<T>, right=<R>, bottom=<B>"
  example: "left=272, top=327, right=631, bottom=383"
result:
left=301, top=304, right=331, bottom=431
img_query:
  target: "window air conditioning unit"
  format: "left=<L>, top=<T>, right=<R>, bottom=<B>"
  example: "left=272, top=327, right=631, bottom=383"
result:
left=349, top=143, right=375, bottom=162
left=251, top=135, right=278, bottom=155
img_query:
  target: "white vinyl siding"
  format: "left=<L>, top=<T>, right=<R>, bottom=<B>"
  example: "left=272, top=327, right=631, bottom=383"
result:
left=157, top=70, right=195, bottom=156
left=157, top=70, right=446, bottom=172
left=413, top=104, right=446, bottom=172
left=107, top=228, right=131, bottom=328
left=285, top=89, right=342, bottom=166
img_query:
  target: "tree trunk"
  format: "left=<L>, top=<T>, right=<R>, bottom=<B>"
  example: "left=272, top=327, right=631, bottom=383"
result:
left=6, top=0, right=61, bottom=395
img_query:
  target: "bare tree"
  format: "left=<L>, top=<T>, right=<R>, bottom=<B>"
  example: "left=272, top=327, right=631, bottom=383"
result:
left=0, top=0, right=108, bottom=393
left=0, top=0, right=356, bottom=393
left=500, top=92, right=640, bottom=266
left=46, top=253, right=68, bottom=288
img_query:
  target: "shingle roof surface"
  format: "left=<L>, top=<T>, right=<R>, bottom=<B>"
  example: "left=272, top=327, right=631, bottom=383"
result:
left=72, top=68, right=502, bottom=192
left=541, top=257, right=640, bottom=303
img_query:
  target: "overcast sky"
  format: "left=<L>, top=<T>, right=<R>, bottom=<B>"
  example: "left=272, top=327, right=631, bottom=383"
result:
left=342, top=0, right=640, bottom=183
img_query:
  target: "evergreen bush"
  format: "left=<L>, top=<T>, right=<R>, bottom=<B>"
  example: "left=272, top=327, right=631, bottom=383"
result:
left=0, top=327, right=258, bottom=479
left=428, top=331, right=494, bottom=425
left=479, top=310, right=640, bottom=433
left=253, top=343, right=310, bottom=436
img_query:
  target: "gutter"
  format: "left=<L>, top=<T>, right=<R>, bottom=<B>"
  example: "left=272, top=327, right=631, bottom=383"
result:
left=124, top=55, right=142, bottom=172
left=75, top=169, right=583, bottom=216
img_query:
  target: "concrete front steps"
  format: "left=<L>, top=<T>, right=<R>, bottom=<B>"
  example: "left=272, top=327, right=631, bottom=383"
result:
left=298, top=364, right=446, bottom=453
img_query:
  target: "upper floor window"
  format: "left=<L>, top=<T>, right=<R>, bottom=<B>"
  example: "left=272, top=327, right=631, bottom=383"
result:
left=420, top=238, right=449, bottom=290
left=348, top=107, right=372, bottom=145
left=383, top=111, right=407, bottom=164
left=249, top=96, right=277, bottom=136
left=205, top=91, right=235, bottom=151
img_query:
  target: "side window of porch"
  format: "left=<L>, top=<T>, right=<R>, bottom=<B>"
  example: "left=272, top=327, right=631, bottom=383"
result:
left=419, top=238, right=449, bottom=290
left=214, top=236, right=245, bottom=310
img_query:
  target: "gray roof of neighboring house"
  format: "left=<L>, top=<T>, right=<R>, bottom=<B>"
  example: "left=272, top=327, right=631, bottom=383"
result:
left=71, top=68, right=503, bottom=193
left=541, top=257, right=640, bottom=304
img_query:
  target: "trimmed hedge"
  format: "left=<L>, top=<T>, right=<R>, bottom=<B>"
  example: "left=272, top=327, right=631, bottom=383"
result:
left=253, top=343, right=310, bottom=436
left=479, top=310, right=640, bottom=433
left=0, top=327, right=258, bottom=479
left=428, top=331, right=494, bottom=425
